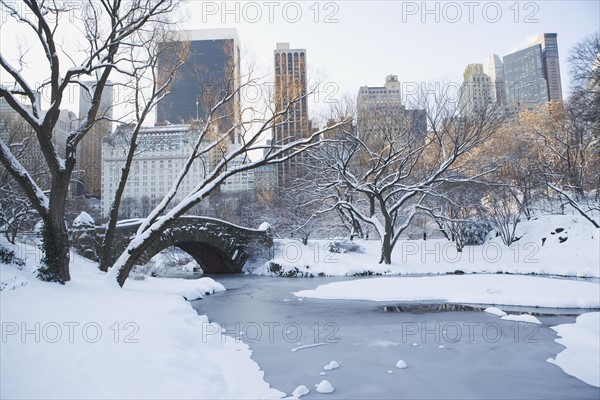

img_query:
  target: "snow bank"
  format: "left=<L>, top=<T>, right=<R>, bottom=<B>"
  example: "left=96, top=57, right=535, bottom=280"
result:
left=547, top=312, right=600, bottom=387
left=124, top=275, right=224, bottom=300
left=0, top=240, right=282, bottom=399
left=249, top=215, right=599, bottom=278
left=293, top=275, right=600, bottom=308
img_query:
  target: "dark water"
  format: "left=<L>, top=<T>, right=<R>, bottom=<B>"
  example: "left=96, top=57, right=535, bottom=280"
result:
left=192, top=275, right=600, bottom=399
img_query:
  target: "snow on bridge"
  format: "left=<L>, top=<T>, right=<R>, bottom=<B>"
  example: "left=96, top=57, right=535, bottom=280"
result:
left=73, top=217, right=273, bottom=273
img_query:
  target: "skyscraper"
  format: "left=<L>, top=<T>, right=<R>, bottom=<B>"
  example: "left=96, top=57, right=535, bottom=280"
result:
left=531, top=33, right=563, bottom=102
left=272, top=42, right=309, bottom=187
left=357, top=75, right=426, bottom=145
left=78, top=81, right=113, bottom=197
left=503, top=33, right=563, bottom=106
left=156, top=29, right=241, bottom=135
left=486, top=54, right=506, bottom=105
left=459, top=64, right=494, bottom=118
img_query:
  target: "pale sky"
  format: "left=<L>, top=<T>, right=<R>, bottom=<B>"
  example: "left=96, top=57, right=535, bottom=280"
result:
left=1, top=0, right=598, bottom=119
left=181, top=0, right=599, bottom=112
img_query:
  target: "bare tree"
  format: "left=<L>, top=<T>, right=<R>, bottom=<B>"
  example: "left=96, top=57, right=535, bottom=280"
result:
left=568, top=31, right=600, bottom=129
left=420, top=182, right=490, bottom=251
left=98, top=27, right=188, bottom=272
left=522, top=102, right=599, bottom=228
left=0, top=114, right=45, bottom=242
left=102, top=72, right=349, bottom=285
left=0, top=0, right=181, bottom=282
left=482, top=186, right=524, bottom=246
left=316, top=89, right=502, bottom=264
left=269, top=179, right=325, bottom=245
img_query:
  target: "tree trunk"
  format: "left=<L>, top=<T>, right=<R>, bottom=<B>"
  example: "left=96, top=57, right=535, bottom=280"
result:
left=379, top=232, right=392, bottom=264
left=38, top=174, right=71, bottom=283
left=109, top=220, right=169, bottom=287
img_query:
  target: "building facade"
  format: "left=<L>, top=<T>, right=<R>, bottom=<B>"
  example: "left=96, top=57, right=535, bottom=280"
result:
left=357, top=75, right=427, bottom=145
left=503, top=33, right=563, bottom=107
left=459, top=64, right=494, bottom=118
left=0, top=96, right=77, bottom=192
left=504, top=44, right=549, bottom=106
left=101, top=124, right=208, bottom=218
left=486, top=54, right=506, bottom=105
left=77, top=81, right=113, bottom=197
left=272, top=42, right=309, bottom=187
left=531, top=33, right=563, bottom=102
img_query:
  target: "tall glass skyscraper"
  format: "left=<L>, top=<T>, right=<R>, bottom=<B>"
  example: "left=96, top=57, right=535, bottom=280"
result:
left=532, top=33, right=563, bottom=102
left=503, top=45, right=549, bottom=105
left=503, top=33, right=563, bottom=106
left=156, top=29, right=241, bottom=134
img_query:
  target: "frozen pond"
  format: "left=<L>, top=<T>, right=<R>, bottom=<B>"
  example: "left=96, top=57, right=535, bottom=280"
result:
left=192, top=275, right=599, bottom=399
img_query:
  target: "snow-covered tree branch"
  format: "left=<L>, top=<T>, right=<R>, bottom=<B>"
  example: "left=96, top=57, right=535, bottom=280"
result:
left=0, top=0, right=181, bottom=282
left=314, top=88, right=503, bottom=263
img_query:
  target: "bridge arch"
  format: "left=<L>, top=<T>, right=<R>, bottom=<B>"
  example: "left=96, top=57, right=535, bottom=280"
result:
left=73, top=217, right=273, bottom=273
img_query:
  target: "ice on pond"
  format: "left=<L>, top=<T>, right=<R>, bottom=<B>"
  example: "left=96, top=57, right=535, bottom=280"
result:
left=485, top=306, right=508, bottom=317
left=501, top=314, right=542, bottom=324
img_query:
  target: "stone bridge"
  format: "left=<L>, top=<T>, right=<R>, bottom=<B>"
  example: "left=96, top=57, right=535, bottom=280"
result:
left=72, top=217, right=274, bottom=273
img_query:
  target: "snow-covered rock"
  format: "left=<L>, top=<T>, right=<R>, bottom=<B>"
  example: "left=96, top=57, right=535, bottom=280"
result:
left=291, top=385, right=309, bottom=398
left=315, top=380, right=335, bottom=393
left=73, top=211, right=95, bottom=228
left=323, top=360, right=340, bottom=370
left=258, top=222, right=272, bottom=231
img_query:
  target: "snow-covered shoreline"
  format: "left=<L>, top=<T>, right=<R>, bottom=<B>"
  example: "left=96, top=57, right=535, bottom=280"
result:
left=0, top=241, right=283, bottom=399
left=547, top=312, right=600, bottom=388
left=249, top=215, right=600, bottom=278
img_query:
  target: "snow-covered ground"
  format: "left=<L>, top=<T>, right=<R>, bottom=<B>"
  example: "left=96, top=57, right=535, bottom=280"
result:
left=250, top=215, right=600, bottom=278
left=0, top=240, right=283, bottom=399
left=2, top=213, right=598, bottom=397
left=547, top=312, right=600, bottom=388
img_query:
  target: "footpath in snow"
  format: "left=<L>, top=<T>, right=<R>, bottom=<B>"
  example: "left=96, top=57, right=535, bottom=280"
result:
left=0, top=240, right=283, bottom=399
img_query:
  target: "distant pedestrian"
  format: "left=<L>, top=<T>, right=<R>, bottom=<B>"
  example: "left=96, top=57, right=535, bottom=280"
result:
left=423, top=232, right=427, bottom=241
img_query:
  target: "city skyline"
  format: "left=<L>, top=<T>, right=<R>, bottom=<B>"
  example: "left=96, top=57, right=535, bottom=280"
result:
left=0, top=1, right=596, bottom=121
left=180, top=1, right=597, bottom=113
